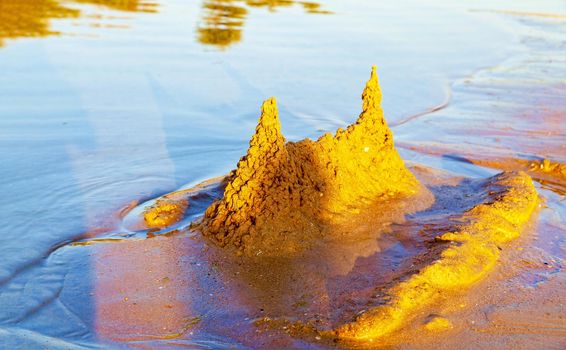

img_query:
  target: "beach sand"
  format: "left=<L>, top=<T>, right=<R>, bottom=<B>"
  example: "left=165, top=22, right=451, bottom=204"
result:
left=0, top=1, right=564, bottom=349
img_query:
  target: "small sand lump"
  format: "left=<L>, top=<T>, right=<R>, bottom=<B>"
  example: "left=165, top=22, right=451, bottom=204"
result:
left=424, top=316, right=453, bottom=331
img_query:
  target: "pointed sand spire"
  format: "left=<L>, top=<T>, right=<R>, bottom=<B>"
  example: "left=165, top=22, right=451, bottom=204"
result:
left=359, top=65, right=383, bottom=123
left=198, top=67, right=421, bottom=255
left=199, top=97, right=290, bottom=248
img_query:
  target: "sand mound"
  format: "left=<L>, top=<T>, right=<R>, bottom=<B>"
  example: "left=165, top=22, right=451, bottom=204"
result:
left=133, top=66, right=541, bottom=343
left=326, top=170, right=539, bottom=341
left=195, top=67, right=420, bottom=255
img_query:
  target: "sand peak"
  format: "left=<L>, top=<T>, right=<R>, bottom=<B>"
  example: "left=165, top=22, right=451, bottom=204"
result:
left=196, top=67, right=419, bottom=255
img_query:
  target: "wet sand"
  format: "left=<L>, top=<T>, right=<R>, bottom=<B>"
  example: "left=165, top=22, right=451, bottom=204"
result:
left=0, top=0, right=565, bottom=349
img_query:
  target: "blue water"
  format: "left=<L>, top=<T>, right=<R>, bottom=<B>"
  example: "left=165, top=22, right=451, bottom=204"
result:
left=0, top=0, right=564, bottom=348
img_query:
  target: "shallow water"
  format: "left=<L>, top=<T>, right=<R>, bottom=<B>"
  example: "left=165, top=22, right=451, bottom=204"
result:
left=0, top=0, right=565, bottom=349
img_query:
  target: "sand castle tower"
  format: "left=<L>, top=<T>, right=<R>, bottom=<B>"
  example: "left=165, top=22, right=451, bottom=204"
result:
left=197, top=67, right=420, bottom=255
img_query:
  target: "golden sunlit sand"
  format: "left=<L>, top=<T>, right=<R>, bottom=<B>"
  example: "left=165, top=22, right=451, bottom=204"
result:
left=132, top=67, right=542, bottom=344
left=328, top=171, right=538, bottom=341
left=196, top=67, right=420, bottom=256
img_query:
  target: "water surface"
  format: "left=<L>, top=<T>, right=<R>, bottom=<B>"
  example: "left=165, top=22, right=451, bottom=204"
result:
left=0, top=0, right=564, bottom=348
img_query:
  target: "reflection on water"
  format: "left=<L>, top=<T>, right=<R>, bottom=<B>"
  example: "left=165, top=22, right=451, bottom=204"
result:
left=0, top=0, right=328, bottom=49
left=243, top=0, right=329, bottom=14
left=0, top=0, right=157, bottom=46
left=73, top=0, right=158, bottom=12
left=198, top=0, right=247, bottom=47
left=198, top=0, right=330, bottom=48
left=0, top=0, right=78, bottom=46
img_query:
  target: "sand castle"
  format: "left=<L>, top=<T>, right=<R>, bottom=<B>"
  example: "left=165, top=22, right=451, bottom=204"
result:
left=138, top=66, right=539, bottom=342
left=194, top=67, right=421, bottom=255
